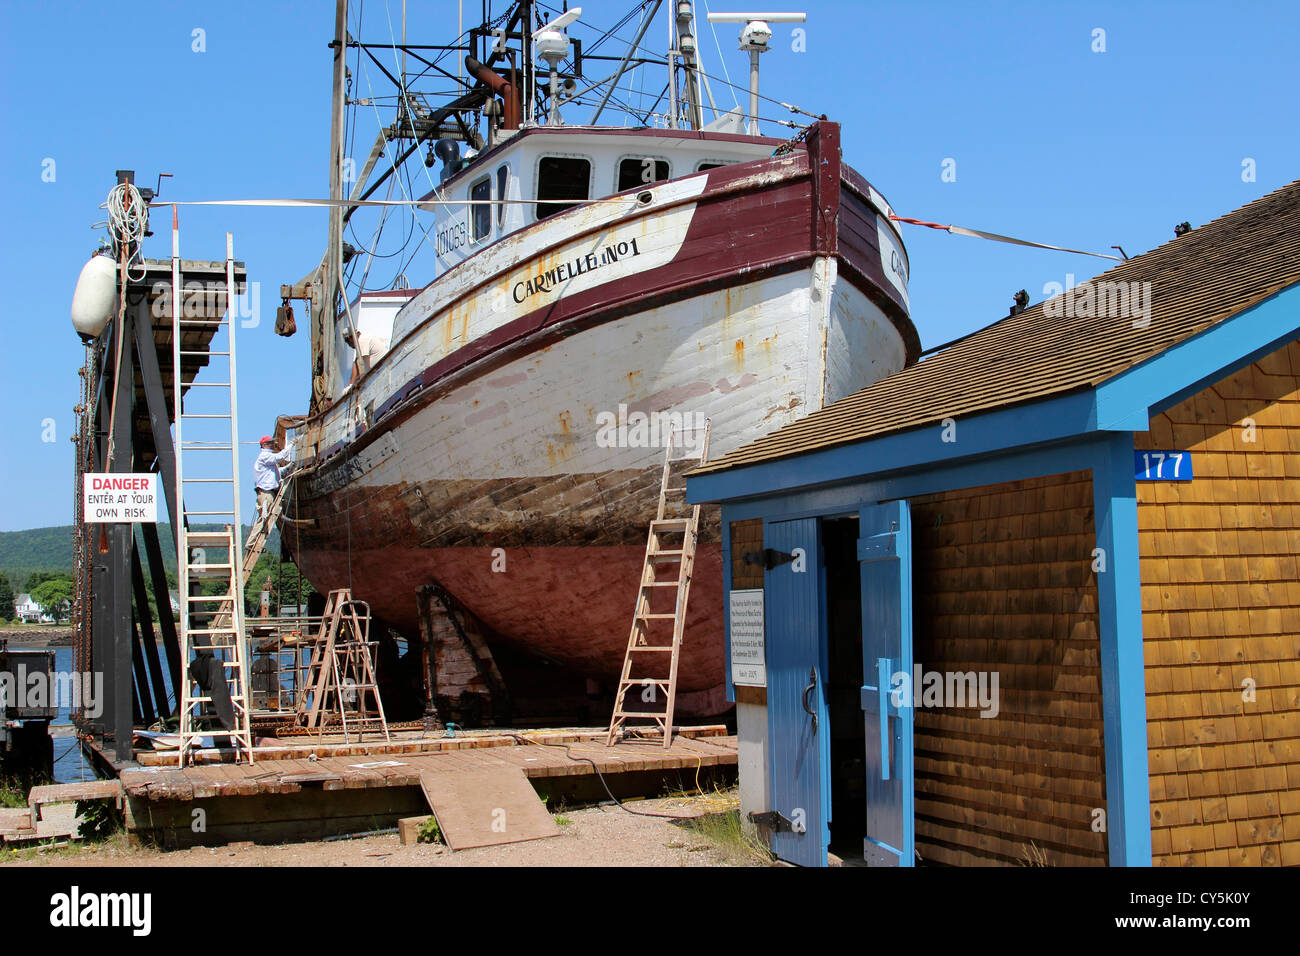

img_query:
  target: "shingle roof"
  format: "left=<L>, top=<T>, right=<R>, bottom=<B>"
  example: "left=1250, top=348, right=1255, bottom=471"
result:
left=694, top=179, right=1300, bottom=475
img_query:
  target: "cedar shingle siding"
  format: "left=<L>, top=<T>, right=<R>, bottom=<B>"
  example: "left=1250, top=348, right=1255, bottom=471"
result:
left=1137, top=341, right=1300, bottom=867
left=910, top=472, right=1109, bottom=866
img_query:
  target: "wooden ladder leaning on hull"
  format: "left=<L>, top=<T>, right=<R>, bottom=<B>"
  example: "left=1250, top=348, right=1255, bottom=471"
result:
left=243, top=476, right=291, bottom=577
left=607, top=420, right=711, bottom=749
left=206, top=476, right=292, bottom=636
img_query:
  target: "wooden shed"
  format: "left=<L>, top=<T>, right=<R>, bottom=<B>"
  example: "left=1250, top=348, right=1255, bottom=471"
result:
left=687, top=180, right=1300, bottom=867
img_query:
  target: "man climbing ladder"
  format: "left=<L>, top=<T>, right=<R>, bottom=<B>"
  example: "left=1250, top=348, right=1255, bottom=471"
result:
left=250, top=434, right=292, bottom=546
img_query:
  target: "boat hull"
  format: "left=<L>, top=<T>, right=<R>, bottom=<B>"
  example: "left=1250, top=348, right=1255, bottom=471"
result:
left=285, top=123, right=916, bottom=716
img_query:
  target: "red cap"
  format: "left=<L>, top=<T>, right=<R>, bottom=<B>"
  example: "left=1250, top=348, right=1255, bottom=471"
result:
left=260, top=435, right=274, bottom=445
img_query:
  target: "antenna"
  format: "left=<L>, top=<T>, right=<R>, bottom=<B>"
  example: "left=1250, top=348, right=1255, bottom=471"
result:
left=535, top=6, right=583, bottom=126
left=706, top=10, right=805, bottom=135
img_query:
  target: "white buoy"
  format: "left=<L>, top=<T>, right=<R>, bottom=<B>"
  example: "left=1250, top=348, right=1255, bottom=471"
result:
left=71, top=252, right=117, bottom=339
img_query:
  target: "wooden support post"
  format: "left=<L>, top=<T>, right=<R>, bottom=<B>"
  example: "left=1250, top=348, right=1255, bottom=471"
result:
left=140, top=521, right=182, bottom=701
left=89, top=329, right=113, bottom=739
left=132, top=292, right=179, bottom=547
left=109, top=306, right=135, bottom=762
left=131, top=544, right=171, bottom=718
left=90, top=533, right=110, bottom=739
left=131, top=615, right=153, bottom=726
left=1092, top=432, right=1152, bottom=866
left=415, top=586, right=442, bottom=731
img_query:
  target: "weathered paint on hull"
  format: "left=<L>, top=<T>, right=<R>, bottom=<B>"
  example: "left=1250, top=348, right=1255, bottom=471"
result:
left=285, top=124, right=917, bottom=716
left=289, top=266, right=898, bottom=715
left=295, top=539, right=728, bottom=716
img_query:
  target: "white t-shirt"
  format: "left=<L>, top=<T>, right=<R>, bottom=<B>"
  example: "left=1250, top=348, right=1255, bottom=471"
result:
left=352, top=332, right=386, bottom=372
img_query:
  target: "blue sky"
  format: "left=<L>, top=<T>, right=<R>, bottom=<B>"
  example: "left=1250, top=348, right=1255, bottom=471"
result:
left=1, top=0, right=1296, bottom=531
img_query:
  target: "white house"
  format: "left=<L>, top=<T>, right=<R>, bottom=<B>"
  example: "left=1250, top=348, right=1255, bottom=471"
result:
left=14, top=593, right=45, bottom=623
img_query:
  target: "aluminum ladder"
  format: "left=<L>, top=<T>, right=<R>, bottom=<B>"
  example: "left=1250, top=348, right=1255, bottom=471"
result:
left=173, top=227, right=254, bottom=766
left=607, top=420, right=711, bottom=748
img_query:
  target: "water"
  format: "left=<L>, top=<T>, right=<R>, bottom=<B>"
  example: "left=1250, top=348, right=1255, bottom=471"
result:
left=46, top=642, right=304, bottom=782
left=50, top=646, right=94, bottom=783
left=48, top=645, right=177, bottom=783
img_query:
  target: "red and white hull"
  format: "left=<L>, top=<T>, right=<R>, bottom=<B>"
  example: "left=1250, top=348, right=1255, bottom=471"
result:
left=286, top=122, right=917, bottom=715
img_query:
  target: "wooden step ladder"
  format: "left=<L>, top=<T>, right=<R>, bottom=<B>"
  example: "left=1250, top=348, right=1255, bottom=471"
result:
left=607, top=420, right=711, bottom=748
left=243, top=476, right=290, bottom=576
left=173, top=229, right=255, bottom=766
left=295, top=589, right=390, bottom=743
left=207, top=476, right=292, bottom=636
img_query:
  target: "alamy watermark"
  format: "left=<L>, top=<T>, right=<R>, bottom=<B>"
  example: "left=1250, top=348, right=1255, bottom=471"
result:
left=0, top=666, right=103, bottom=718
left=151, top=279, right=261, bottom=328
left=50, top=886, right=151, bottom=936
left=595, top=405, right=707, bottom=453
left=1043, top=273, right=1152, bottom=328
left=890, top=665, right=1000, bottom=718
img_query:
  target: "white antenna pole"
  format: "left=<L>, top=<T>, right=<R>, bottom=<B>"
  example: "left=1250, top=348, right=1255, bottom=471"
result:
left=667, top=7, right=678, bottom=129
left=707, top=11, right=805, bottom=135
left=535, top=7, right=582, bottom=127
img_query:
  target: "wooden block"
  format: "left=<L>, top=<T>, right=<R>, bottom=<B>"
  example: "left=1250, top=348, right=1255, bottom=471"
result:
left=398, top=814, right=432, bottom=846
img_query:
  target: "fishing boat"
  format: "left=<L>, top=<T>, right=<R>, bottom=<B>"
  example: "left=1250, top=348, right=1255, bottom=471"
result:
left=280, top=2, right=919, bottom=717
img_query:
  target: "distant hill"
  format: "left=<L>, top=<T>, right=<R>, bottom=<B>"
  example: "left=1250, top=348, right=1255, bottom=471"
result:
left=0, top=524, right=280, bottom=593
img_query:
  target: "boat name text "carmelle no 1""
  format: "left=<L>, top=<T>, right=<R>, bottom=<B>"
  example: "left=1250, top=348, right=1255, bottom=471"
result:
left=512, top=238, right=642, bottom=304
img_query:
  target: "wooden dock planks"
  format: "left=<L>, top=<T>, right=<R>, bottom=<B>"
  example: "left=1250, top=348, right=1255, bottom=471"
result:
left=119, top=732, right=737, bottom=802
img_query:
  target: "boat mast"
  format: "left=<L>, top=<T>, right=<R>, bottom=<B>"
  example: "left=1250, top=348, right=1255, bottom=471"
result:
left=521, top=0, right=534, bottom=126
left=315, top=0, right=348, bottom=410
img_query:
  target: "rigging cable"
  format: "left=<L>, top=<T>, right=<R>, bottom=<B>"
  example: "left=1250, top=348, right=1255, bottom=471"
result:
left=102, top=181, right=149, bottom=468
left=889, top=214, right=1123, bottom=261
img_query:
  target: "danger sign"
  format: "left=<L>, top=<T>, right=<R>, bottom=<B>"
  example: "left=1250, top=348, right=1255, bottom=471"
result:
left=83, top=473, right=158, bottom=523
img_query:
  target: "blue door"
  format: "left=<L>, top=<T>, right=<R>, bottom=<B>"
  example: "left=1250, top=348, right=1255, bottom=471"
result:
left=858, top=500, right=914, bottom=866
left=763, top=517, right=828, bottom=866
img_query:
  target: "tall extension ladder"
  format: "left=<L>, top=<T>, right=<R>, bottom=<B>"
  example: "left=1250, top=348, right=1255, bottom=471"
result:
left=295, top=589, right=390, bottom=743
left=174, top=226, right=254, bottom=766
left=607, top=420, right=711, bottom=748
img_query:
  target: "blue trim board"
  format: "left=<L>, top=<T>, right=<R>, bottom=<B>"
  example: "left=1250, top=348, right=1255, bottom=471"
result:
left=716, top=435, right=1112, bottom=525
left=1097, top=281, right=1300, bottom=428
left=689, top=389, right=1101, bottom=506
left=721, top=504, right=735, bottom=705
left=1090, top=432, right=1153, bottom=866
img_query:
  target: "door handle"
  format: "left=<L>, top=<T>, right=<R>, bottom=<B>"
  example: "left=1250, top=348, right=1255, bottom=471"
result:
left=802, top=667, right=818, bottom=735
left=878, top=657, right=892, bottom=781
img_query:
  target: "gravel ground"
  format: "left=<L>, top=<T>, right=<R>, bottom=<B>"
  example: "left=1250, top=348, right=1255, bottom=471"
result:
left=2, top=792, right=768, bottom=868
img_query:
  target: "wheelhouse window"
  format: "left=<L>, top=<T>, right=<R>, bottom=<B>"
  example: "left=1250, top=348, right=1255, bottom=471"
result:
left=535, top=156, right=591, bottom=221
left=697, top=161, right=726, bottom=172
left=618, top=157, right=670, bottom=192
left=470, top=176, right=492, bottom=242
left=496, top=165, right=509, bottom=228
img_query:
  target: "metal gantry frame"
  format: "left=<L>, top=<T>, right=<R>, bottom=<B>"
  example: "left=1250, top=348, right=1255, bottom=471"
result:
left=71, top=171, right=255, bottom=765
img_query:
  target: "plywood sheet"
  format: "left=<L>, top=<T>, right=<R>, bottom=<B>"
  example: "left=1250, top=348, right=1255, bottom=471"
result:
left=419, top=768, right=559, bottom=851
